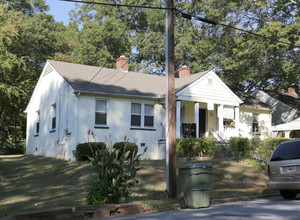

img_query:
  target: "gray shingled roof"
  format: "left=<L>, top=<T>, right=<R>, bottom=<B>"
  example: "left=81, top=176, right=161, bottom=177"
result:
left=230, top=87, right=272, bottom=110
left=48, top=60, right=209, bottom=98
left=262, top=90, right=300, bottom=110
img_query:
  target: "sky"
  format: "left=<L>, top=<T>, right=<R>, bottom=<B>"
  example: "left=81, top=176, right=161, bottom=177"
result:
left=46, top=0, right=76, bottom=25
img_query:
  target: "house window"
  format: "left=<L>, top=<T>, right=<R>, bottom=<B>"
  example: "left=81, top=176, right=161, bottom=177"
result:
left=252, top=113, right=260, bottom=134
left=50, top=104, right=56, bottom=131
left=131, top=103, right=154, bottom=128
left=35, top=111, right=40, bottom=136
left=144, top=104, right=154, bottom=127
left=95, top=100, right=107, bottom=126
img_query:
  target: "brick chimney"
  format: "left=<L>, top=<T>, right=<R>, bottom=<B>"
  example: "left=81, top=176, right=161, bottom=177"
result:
left=288, top=83, right=299, bottom=96
left=116, top=55, right=129, bottom=72
left=178, top=65, right=191, bottom=78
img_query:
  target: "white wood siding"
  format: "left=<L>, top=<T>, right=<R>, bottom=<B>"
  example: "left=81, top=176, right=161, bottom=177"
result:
left=77, top=95, right=161, bottom=159
left=239, top=108, right=272, bottom=140
left=177, top=72, right=241, bottom=106
left=26, top=64, right=78, bottom=160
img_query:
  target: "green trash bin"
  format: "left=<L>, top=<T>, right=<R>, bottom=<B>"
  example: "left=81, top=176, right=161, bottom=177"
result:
left=179, top=163, right=213, bottom=209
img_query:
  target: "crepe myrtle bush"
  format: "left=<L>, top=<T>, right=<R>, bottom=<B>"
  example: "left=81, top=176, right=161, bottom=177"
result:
left=86, top=133, right=147, bottom=205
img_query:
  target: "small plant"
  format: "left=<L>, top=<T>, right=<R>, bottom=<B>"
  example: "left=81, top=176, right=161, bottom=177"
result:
left=113, top=141, right=138, bottom=160
left=253, top=137, right=289, bottom=163
left=86, top=133, right=146, bottom=204
left=201, top=137, right=219, bottom=157
left=229, top=137, right=250, bottom=157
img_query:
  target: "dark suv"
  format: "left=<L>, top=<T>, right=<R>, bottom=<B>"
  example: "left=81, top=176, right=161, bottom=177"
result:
left=267, top=139, right=300, bottom=199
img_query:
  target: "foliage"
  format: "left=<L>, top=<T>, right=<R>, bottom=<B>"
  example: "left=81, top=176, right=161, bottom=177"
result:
left=87, top=134, right=145, bottom=204
left=176, top=138, right=200, bottom=158
left=229, top=137, right=251, bottom=157
left=75, top=142, right=106, bottom=161
left=254, top=137, right=289, bottom=163
left=113, top=141, right=138, bottom=160
left=176, top=137, right=219, bottom=158
left=86, top=181, right=110, bottom=205
left=0, top=2, right=69, bottom=151
left=242, top=158, right=267, bottom=173
left=68, top=0, right=299, bottom=91
left=201, top=137, right=219, bottom=157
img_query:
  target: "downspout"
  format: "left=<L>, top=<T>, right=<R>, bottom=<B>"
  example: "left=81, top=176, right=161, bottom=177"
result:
left=74, top=92, right=80, bottom=160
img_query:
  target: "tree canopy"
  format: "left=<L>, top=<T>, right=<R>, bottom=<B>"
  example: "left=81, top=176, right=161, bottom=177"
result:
left=0, top=1, right=68, bottom=151
left=65, top=0, right=299, bottom=91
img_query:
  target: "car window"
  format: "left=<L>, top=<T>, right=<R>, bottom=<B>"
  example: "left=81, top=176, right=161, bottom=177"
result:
left=270, top=141, right=300, bottom=161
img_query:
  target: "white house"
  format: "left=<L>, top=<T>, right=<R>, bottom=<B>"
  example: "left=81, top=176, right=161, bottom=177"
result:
left=25, top=57, right=272, bottom=160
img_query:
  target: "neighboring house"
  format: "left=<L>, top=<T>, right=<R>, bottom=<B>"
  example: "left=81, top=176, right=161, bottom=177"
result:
left=251, top=84, right=300, bottom=138
left=25, top=57, right=271, bottom=160
left=230, top=89, right=272, bottom=140
left=272, top=117, right=300, bottom=138
left=252, top=84, right=300, bottom=126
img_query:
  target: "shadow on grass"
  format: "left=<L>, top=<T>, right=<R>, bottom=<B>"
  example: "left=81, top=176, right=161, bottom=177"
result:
left=0, top=156, right=272, bottom=218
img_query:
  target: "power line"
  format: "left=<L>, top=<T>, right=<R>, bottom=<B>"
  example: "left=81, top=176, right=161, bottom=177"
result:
left=59, top=0, right=174, bottom=10
left=178, top=10, right=299, bottom=48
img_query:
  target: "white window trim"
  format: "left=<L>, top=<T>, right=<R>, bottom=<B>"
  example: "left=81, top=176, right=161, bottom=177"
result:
left=95, top=99, right=109, bottom=128
left=130, top=102, right=155, bottom=129
left=50, top=103, right=56, bottom=132
left=34, top=110, right=40, bottom=136
left=252, top=113, right=260, bottom=135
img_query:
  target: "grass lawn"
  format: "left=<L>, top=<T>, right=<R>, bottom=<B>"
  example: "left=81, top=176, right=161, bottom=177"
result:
left=0, top=155, right=274, bottom=218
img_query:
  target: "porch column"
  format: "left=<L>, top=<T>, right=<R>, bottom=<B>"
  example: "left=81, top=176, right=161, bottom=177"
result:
left=235, top=107, right=240, bottom=136
left=284, top=131, right=291, bottom=138
left=218, top=104, right=224, bottom=139
left=176, top=100, right=181, bottom=138
left=195, top=102, right=199, bottom=138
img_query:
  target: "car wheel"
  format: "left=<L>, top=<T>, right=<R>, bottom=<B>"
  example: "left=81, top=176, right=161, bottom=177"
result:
left=280, top=190, right=298, bottom=199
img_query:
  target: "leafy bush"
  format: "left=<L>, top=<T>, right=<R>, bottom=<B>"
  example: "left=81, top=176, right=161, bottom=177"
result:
left=113, top=141, right=138, bottom=160
left=254, top=137, right=289, bottom=163
left=86, top=134, right=146, bottom=204
left=201, top=137, right=219, bottom=157
left=176, top=137, right=218, bottom=158
left=176, top=138, right=202, bottom=158
left=75, top=142, right=106, bottom=161
left=86, top=181, right=110, bottom=205
left=229, top=137, right=250, bottom=157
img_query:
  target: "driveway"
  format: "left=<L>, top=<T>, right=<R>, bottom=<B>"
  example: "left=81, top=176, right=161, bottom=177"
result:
left=100, top=196, right=300, bottom=220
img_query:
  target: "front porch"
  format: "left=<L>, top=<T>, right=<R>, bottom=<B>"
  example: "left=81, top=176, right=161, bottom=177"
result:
left=159, top=101, right=240, bottom=142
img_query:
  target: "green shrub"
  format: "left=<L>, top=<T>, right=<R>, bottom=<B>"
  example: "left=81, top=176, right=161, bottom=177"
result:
left=254, top=137, right=289, bottom=163
left=201, top=137, right=219, bottom=157
left=86, top=181, right=110, bottom=205
left=75, top=142, right=106, bottom=161
left=176, top=137, right=219, bottom=158
left=176, top=138, right=201, bottom=158
left=113, top=141, right=138, bottom=160
left=88, top=143, right=143, bottom=204
left=229, top=137, right=250, bottom=157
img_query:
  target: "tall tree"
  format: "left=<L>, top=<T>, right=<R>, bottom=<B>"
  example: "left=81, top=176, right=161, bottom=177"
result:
left=0, top=1, right=68, bottom=151
left=68, top=0, right=299, bottom=91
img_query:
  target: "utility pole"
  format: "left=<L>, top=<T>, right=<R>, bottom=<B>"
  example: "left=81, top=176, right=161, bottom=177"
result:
left=165, top=0, right=177, bottom=199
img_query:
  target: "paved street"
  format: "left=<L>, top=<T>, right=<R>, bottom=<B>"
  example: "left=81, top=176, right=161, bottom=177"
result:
left=101, top=196, right=300, bottom=220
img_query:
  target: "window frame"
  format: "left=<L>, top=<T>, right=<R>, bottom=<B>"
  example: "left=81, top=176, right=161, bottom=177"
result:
left=95, top=99, right=109, bottom=128
left=130, top=102, right=155, bottom=129
left=50, top=104, right=56, bottom=132
left=252, top=113, right=260, bottom=135
left=34, top=110, right=40, bottom=136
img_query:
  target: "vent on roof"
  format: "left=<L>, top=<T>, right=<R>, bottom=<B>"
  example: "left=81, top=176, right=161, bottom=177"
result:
left=43, top=65, right=54, bottom=77
left=208, top=79, right=213, bottom=85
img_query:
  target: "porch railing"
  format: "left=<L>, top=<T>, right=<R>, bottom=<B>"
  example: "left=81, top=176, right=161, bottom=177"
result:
left=209, top=127, right=226, bottom=145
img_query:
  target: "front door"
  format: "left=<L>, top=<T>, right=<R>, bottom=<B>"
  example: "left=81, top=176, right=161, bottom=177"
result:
left=199, top=109, right=206, bottom=137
